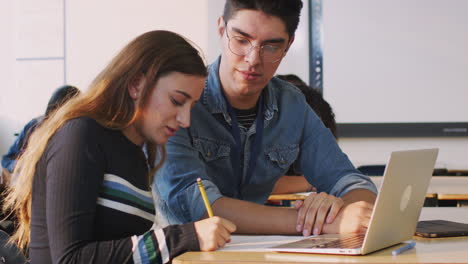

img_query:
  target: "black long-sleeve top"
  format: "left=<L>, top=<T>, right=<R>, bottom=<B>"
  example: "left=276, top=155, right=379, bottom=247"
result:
left=30, top=117, right=199, bottom=263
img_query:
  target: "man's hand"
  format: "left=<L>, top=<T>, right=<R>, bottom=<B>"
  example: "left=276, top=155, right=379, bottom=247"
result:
left=322, top=200, right=374, bottom=234
left=319, top=188, right=376, bottom=234
left=294, top=192, right=344, bottom=236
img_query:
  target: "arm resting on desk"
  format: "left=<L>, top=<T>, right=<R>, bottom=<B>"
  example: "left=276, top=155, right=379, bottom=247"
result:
left=294, top=189, right=376, bottom=235
left=212, top=195, right=375, bottom=235
left=212, top=197, right=299, bottom=235
left=319, top=189, right=376, bottom=234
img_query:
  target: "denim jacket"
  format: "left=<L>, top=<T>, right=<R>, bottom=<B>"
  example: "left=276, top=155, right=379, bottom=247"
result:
left=154, top=56, right=377, bottom=224
left=2, top=116, right=43, bottom=173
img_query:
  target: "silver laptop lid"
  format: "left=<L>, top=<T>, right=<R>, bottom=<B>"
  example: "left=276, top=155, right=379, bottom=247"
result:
left=362, top=148, right=438, bottom=254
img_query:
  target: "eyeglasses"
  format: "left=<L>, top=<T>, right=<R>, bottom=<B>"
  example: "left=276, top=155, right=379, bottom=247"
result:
left=225, top=23, right=286, bottom=63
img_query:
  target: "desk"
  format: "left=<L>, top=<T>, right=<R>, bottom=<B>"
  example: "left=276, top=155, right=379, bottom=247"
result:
left=427, top=177, right=468, bottom=204
left=268, top=177, right=468, bottom=206
left=173, top=207, right=468, bottom=264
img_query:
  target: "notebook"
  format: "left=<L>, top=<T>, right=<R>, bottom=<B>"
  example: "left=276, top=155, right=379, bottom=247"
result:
left=270, top=148, right=439, bottom=255
left=415, top=220, right=468, bottom=238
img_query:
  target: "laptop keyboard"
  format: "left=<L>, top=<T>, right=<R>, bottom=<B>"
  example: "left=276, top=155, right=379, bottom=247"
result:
left=308, top=234, right=365, bottom=249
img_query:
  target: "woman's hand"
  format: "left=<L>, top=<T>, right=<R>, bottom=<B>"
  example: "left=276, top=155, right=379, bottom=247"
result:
left=294, top=192, right=344, bottom=236
left=194, top=216, right=237, bottom=251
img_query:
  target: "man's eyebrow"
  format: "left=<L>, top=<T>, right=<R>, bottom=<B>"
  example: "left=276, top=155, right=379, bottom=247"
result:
left=230, top=26, right=287, bottom=44
left=175, top=90, right=191, bottom=99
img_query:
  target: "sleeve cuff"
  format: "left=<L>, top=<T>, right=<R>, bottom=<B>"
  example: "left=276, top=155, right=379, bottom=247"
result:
left=162, top=222, right=200, bottom=259
left=186, top=179, right=223, bottom=221
left=329, top=173, right=378, bottom=197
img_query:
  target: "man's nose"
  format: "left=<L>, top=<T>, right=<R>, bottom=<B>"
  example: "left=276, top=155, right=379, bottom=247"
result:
left=244, top=46, right=262, bottom=65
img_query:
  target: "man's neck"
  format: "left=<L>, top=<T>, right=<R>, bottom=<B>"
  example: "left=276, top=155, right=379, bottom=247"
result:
left=222, top=88, right=261, bottom=110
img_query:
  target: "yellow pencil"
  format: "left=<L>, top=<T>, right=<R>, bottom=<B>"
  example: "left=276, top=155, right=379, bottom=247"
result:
left=196, top=178, right=214, bottom=217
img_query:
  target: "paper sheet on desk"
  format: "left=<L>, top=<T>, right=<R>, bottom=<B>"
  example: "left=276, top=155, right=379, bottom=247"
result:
left=218, top=235, right=305, bottom=251
left=296, top=191, right=314, bottom=196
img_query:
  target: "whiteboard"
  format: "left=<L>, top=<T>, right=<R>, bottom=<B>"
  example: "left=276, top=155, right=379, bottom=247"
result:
left=322, top=0, right=468, bottom=124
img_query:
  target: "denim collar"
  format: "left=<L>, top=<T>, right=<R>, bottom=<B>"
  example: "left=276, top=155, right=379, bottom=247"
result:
left=202, top=56, right=278, bottom=121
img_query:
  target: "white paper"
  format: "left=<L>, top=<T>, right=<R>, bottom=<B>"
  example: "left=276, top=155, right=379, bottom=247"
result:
left=218, top=235, right=306, bottom=252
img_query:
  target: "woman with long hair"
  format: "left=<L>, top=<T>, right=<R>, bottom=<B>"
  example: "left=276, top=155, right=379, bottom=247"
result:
left=3, top=30, right=236, bottom=264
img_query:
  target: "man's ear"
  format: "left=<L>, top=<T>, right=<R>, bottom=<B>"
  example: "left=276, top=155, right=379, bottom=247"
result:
left=217, top=16, right=226, bottom=38
left=284, top=35, right=296, bottom=53
left=129, top=74, right=145, bottom=100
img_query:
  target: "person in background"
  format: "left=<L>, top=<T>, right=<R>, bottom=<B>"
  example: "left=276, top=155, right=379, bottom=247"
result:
left=155, top=0, right=377, bottom=238
left=271, top=74, right=337, bottom=195
left=275, top=74, right=337, bottom=138
left=1, top=85, right=80, bottom=186
left=3, top=30, right=235, bottom=264
left=0, top=85, right=80, bottom=237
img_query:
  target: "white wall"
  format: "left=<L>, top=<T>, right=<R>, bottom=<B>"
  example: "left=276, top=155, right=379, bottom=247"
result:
left=321, top=0, right=468, bottom=170
left=0, top=0, right=65, bottom=154
left=66, top=0, right=210, bottom=90
left=1, top=0, right=467, bottom=170
left=339, top=137, right=467, bottom=170
left=0, top=0, right=210, bottom=158
left=0, top=0, right=16, bottom=153
left=323, top=0, right=468, bottom=123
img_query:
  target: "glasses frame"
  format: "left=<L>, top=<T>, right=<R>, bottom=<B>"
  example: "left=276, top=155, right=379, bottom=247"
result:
left=224, top=23, right=286, bottom=63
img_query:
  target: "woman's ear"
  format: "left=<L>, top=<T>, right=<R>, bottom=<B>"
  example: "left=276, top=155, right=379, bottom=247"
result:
left=129, top=74, right=145, bottom=100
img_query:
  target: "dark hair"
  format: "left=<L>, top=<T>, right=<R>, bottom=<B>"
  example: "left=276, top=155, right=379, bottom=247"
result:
left=223, top=0, right=303, bottom=38
left=45, top=85, right=80, bottom=116
left=276, top=74, right=337, bottom=138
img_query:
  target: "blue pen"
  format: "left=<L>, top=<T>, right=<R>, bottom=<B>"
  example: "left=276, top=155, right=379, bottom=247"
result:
left=392, top=241, right=416, bottom=256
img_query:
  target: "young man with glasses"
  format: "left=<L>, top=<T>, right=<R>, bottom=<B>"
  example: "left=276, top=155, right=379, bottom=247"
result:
left=155, top=0, right=377, bottom=236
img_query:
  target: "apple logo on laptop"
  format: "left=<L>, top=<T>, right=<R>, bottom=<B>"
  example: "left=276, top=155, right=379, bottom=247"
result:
left=400, top=185, right=412, bottom=212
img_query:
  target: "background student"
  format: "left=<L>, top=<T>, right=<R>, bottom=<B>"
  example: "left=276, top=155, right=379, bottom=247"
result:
left=0, top=85, right=80, bottom=237
left=155, top=0, right=377, bottom=238
left=271, top=74, right=337, bottom=195
left=3, top=30, right=235, bottom=264
left=275, top=74, right=337, bottom=138
left=1, top=85, right=80, bottom=187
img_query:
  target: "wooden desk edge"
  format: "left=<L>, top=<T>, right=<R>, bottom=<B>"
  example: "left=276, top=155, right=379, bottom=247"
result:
left=437, top=194, right=468, bottom=200
left=268, top=193, right=438, bottom=201
left=268, top=194, right=307, bottom=201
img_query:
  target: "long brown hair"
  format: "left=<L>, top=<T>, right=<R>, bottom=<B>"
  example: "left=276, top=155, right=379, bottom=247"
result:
left=3, top=30, right=207, bottom=249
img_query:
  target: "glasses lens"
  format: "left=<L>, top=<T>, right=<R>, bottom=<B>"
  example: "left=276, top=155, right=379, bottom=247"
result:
left=262, top=45, right=283, bottom=62
left=227, top=34, right=284, bottom=62
left=229, top=36, right=251, bottom=56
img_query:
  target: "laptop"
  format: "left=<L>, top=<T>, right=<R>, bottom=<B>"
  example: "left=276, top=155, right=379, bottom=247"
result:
left=415, top=220, right=468, bottom=238
left=270, top=148, right=439, bottom=255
